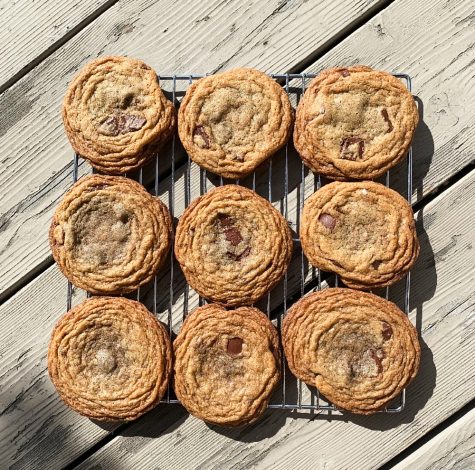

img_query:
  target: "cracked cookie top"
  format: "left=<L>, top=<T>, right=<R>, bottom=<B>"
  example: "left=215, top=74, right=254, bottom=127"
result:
left=63, top=56, right=175, bottom=174
left=282, top=288, right=420, bottom=414
left=173, top=303, right=280, bottom=426
left=300, top=181, right=419, bottom=289
left=294, top=66, right=418, bottom=180
left=178, top=68, right=293, bottom=178
left=49, top=174, right=172, bottom=294
left=174, top=185, right=293, bottom=306
left=48, top=297, right=172, bottom=421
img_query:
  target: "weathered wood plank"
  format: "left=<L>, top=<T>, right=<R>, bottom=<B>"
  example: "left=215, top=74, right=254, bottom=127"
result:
left=0, top=0, right=111, bottom=89
left=392, top=408, right=475, bottom=470
left=76, top=170, right=475, bottom=470
left=0, top=0, right=388, bottom=300
left=0, top=267, right=89, bottom=470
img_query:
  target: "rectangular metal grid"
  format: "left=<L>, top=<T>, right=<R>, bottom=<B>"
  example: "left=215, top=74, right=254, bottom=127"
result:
left=67, top=72, right=414, bottom=414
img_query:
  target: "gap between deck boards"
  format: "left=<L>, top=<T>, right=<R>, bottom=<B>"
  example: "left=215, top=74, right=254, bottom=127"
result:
left=381, top=398, right=475, bottom=469
left=0, top=0, right=120, bottom=94
left=0, top=0, right=394, bottom=96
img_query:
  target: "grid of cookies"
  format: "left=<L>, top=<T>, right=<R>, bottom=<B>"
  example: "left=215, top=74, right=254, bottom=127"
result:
left=48, top=59, right=420, bottom=426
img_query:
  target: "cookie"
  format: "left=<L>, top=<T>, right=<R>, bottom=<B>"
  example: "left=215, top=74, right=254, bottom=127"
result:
left=49, top=174, right=172, bottom=294
left=294, top=66, right=418, bottom=180
left=300, top=181, right=419, bottom=289
left=63, top=56, right=175, bottom=174
left=173, top=303, right=280, bottom=426
left=178, top=68, right=293, bottom=179
left=282, top=288, right=420, bottom=414
left=174, top=185, right=293, bottom=306
left=48, top=297, right=172, bottom=421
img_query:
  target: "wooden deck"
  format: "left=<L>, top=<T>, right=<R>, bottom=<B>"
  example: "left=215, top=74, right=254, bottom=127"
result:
left=0, top=0, right=474, bottom=468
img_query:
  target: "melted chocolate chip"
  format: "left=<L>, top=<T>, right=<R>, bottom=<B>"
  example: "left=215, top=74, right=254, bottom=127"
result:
left=99, top=114, right=146, bottom=136
left=217, top=214, right=249, bottom=257
left=319, top=213, right=336, bottom=231
left=217, top=213, right=234, bottom=227
left=340, top=137, right=365, bottom=161
left=118, top=114, right=147, bottom=132
left=340, top=69, right=350, bottom=77
left=121, top=92, right=134, bottom=108
left=120, top=212, right=130, bottom=224
left=227, top=337, right=243, bottom=355
left=226, top=246, right=251, bottom=261
left=238, top=246, right=251, bottom=259
left=99, top=116, right=119, bottom=136
left=381, top=108, right=394, bottom=133
left=370, top=349, right=385, bottom=374
left=224, top=226, right=243, bottom=246
left=194, top=125, right=211, bottom=148
left=86, top=183, right=108, bottom=192
left=233, top=154, right=245, bottom=162
left=372, top=260, right=382, bottom=270
left=382, top=322, right=393, bottom=341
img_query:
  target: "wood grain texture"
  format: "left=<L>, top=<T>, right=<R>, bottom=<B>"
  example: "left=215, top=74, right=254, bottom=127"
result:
left=74, top=170, right=474, bottom=470
left=0, top=0, right=110, bottom=89
left=0, top=267, right=90, bottom=470
left=0, top=0, right=387, bottom=301
left=392, top=408, right=475, bottom=470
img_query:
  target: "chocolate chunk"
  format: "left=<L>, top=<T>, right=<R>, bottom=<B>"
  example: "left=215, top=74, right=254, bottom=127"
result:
left=370, top=349, right=385, bottom=374
left=226, top=246, right=251, bottom=261
left=99, top=116, right=120, bottom=136
left=233, top=153, right=245, bottom=162
left=119, top=212, right=130, bottom=224
left=237, top=246, right=251, bottom=260
left=194, top=125, right=211, bottom=148
left=86, top=183, right=108, bottom=192
left=99, top=114, right=146, bottom=136
left=381, top=322, right=393, bottom=341
left=224, top=226, right=243, bottom=246
left=381, top=108, right=394, bottom=133
left=319, top=213, right=336, bottom=231
left=372, top=260, right=382, bottom=270
left=340, top=69, right=350, bottom=77
left=340, top=137, right=365, bottom=161
left=217, top=213, right=234, bottom=227
left=118, top=114, right=147, bottom=133
left=227, top=337, right=243, bottom=355
left=121, top=92, right=135, bottom=108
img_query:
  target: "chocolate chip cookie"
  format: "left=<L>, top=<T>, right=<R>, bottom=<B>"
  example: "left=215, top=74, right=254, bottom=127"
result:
left=174, top=185, right=293, bottom=306
left=300, top=181, right=418, bottom=289
left=178, top=68, right=293, bottom=179
left=48, top=297, right=172, bottom=421
left=49, top=174, right=172, bottom=294
left=282, top=288, right=420, bottom=414
left=294, top=66, right=418, bottom=180
left=63, top=56, right=175, bottom=174
left=173, top=303, right=280, bottom=426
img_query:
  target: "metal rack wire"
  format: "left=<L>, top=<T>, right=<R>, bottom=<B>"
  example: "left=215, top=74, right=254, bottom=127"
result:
left=67, top=72, right=414, bottom=414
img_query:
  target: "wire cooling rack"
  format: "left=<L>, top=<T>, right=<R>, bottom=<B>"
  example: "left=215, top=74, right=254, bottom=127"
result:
left=67, top=72, right=414, bottom=414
